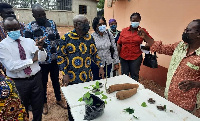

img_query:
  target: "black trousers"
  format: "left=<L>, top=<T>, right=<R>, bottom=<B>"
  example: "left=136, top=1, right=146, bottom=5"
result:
left=120, top=55, right=143, bottom=81
left=91, top=61, right=112, bottom=81
left=39, top=60, right=61, bottom=103
left=13, top=71, right=44, bottom=121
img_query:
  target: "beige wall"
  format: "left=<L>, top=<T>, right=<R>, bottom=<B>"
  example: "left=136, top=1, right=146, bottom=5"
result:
left=104, top=0, right=200, bottom=68
left=72, top=0, right=97, bottom=24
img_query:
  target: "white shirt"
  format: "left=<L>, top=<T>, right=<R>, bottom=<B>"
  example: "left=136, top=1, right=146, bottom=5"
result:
left=0, top=36, right=47, bottom=78
left=92, top=31, right=120, bottom=66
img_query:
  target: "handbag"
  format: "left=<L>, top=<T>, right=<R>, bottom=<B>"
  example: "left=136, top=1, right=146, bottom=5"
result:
left=143, top=52, right=158, bottom=68
left=107, top=30, right=115, bottom=59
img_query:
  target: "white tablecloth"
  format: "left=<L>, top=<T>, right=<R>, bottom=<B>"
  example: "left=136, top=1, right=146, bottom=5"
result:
left=61, top=75, right=200, bottom=121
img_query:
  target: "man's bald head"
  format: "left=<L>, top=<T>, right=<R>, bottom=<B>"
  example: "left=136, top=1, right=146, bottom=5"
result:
left=31, top=4, right=47, bottom=26
left=32, top=4, right=44, bottom=14
left=3, top=17, right=20, bottom=32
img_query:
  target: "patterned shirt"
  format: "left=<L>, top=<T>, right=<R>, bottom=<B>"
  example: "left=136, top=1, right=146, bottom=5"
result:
left=24, top=19, right=60, bottom=64
left=151, top=41, right=200, bottom=111
left=57, top=30, right=102, bottom=84
left=0, top=73, right=28, bottom=121
left=92, top=31, right=119, bottom=66
left=0, top=21, right=25, bottom=41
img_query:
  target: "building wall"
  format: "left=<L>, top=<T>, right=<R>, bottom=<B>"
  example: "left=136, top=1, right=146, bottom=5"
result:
left=104, top=0, right=200, bottom=86
left=11, top=8, right=74, bottom=26
left=0, top=0, right=97, bottom=26
left=72, top=0, right=97, bottom=24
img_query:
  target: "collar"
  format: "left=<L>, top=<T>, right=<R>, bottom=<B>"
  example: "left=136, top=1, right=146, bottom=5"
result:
left=8, top=36, right=23, bottom=42
left=181, top=42, right=200, bottom=56
left=195, top=47, right=200, bottom=56
left=69, top=29, right=91, bottom=40
left=128, top=26, right=140, bottom=31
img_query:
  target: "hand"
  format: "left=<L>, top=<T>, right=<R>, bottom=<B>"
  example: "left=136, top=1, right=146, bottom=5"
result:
left=32, top=50, right=38, bottom=62
left=114, top=64, right=119, bottom=71
left=178, top=80, right=200, bottom=92
left=36, top=36, right=46, bottom=50
left=62, top=74, right=70, bottom=86
left=99, top=67, right=105, bottom=79
left=137, top=27, right=147, bottom=39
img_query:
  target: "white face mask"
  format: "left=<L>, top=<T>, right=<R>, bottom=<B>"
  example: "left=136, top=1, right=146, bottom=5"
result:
left=131, top=22, right=140, bottom=28
left=98, top=25, right=106, bottom=32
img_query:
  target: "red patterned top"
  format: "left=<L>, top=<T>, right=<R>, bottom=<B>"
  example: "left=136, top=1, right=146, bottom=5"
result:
left=117, top=26, right=152, bottom=60
left=151, top=41, right=200, bottom=111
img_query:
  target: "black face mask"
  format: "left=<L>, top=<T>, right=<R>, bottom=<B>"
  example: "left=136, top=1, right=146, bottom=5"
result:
left=81, top=23, right=90, bottom=35
left=36, top=17, right=47, bottom=26
left=182, top=32, right=191, bottom=44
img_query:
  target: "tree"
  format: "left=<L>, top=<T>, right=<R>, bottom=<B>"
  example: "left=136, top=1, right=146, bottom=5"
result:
left=97, top=0, right=105, bottom=17
left=97, top=0, right=105, bottom=11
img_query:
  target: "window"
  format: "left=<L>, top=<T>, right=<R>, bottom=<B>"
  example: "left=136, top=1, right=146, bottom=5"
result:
left=57, top=0, right=72, bottom=11
left=79, top=5, right=87, bottom=14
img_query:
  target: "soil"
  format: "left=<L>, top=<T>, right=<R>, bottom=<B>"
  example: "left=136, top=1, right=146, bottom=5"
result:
left=28, top=27, right=200, bottom=120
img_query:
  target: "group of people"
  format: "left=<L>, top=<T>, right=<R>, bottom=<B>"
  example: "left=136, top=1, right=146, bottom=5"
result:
left=0, top=2, right=200, bottom=121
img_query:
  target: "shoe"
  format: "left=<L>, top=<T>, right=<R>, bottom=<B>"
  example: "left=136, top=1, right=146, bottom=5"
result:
left=43, top=103, right=48, bottom=115
left=56, top=100, right=67, bottom=109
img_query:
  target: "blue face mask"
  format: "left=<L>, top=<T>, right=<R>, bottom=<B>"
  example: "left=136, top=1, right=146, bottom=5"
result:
left=7, top=30, right=21, bottom=40
left=131, top=22, right=140, bottom=28
left=110, top=25, right=117, bottom=30
left=98, top=25, right=106, bottom=32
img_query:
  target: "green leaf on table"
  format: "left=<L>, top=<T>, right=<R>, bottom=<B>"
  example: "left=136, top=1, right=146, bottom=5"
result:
left=96, top=81, right=99, bottom=89
left=78, top=97, right=83, bottom=102
left=141, top=102, right=147, bottom=107
left=101, top=91, right=104, bottom=94
left=104, top=100, right=107, bottom=104
left=164, top=105, right=166, bottom=110
left=85, top=97, right=93, bottom=105
left=84, top=92, right=91, bottom=99
left=95, top=91, right=101, bottom=95
left=133, top=115, right=139, bottom=119
left=101, top=94, right=108, bottom=99
left=84, top=87, right=90, bottom=89
left=124, top=107, right=134, bottom=114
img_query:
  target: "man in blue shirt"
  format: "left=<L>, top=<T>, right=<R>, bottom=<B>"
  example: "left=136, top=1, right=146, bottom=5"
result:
left=24, top=4, right=67, bottom=115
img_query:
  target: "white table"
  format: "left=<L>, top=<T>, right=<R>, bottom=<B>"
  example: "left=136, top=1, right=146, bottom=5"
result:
left=61, top=75, right=200, bottom=121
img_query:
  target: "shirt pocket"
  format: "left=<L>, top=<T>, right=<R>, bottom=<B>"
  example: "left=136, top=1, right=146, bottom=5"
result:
left=186, top=62, right=199, bottom=71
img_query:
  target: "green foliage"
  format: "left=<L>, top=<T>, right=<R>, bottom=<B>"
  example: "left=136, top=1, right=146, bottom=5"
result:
left=141, top=102, right=147, bottom=107
left=84, top=92, right=91, bottom=99
left=78, top=81, right=108, bottom=106
left=124, top=107, right=134, bottom=114
left=84, top=87, right=90, bottom=89
left=101, top=94, right=108, bottom=99
left=85, top=97, right=93, bottom=105
left=97, top=0, right=105, bottom=10
left=78, top=97, right=83, bottom=102
left=95, top=91, right=101, bottom=95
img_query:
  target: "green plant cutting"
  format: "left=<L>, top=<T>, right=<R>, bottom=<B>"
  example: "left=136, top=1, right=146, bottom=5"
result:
left=78, top=81, right=108, bottom=105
